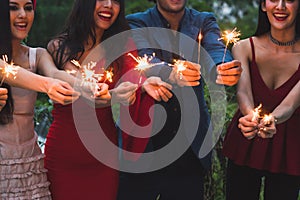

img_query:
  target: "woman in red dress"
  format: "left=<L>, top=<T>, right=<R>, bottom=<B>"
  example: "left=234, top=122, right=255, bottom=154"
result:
left=223, top=0, right=300, bottom=199
left=44, top=0, right=172, bottom=199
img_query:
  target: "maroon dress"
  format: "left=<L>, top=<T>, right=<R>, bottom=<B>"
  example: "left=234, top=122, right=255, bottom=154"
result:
left=44, top=47, right=153, bottom=200
left=223, top=37, right=300, bottom=176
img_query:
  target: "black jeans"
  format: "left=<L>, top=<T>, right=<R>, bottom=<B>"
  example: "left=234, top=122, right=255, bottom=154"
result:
left=117, top=148, right=205, bottom=200
left=226, top=160, right=300, bottom=200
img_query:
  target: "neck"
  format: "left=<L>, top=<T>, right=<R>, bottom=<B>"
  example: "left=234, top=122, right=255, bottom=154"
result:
left=157, top=6, right=184, bottom=30
left=269, top=31, right=297, bottom=47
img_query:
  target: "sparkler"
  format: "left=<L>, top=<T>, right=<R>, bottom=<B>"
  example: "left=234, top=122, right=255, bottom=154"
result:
left=219, top=27, right=241, bottom=63
left=262, top=114, right=273, bottom=125
left=127, top=53, right=164, bottom=84
left=0, top=55, right=20, bottom=86
left=197, top=30, right=202, bottom=64
left=251, top=103, right=262, bottom=122
left=69, top=60, right=104, bottom=96
left=173, top=60, right=186, bottom=80
left=251, top=103, right=274, bottom=126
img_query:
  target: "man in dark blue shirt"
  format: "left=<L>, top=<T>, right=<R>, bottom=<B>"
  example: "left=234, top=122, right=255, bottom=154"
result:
left=118, top=0, right=242, bottom=199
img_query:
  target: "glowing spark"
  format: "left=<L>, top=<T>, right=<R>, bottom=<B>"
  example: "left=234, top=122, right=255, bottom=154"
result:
left=0, top=55, right=20, bottom=86
left=174, top=60, right=186, bottom=80
left=219, top=27, right=241, bottom=63
left=262, top=114, right=273, bottom=125
left=251, top=103, right=262, bottom=122
left=127, top=53, right=164, bottom=84
left=104, top=70, right=114, bottom=83
left=70, top=60, right=103, bottom=96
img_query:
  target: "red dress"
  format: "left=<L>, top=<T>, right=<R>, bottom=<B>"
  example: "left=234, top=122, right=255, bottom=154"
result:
left=45, top=48, right=153, bottom=200
left=223, top=37, right=300, bottom=176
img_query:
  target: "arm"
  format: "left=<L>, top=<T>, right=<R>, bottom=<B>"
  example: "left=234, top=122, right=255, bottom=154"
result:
left=127, top=16, right=200, bottom=87
left=200, top=13, right=242, bottom=86
left=0, top=88, right=8, bottom=111
left=0, top=57, right=80, bottom=105
left=232, top=39, right=258, bottom=139
left=45, top=41, right=111, bottom=106
left=271, top=80, right=300, bottom=124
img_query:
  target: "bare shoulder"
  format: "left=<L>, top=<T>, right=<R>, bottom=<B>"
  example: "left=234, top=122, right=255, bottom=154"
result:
left=47, top=39, right=60, bottom=54
left=232, top=38, right=251, bottom=52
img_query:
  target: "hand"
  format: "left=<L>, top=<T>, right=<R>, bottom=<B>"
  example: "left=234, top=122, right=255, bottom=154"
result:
left=169, top=60, right=201, bottom=87
left=111, top=82, right=138, bottom=105
left=142, top=76, right=173, bottom=102
left=257, top=116, right=277, bottom=139
left=216, top=60, right=242, bottom=86
left=47, top=79, right=81, bottom=105
left=0, top=88, right=8, bottom=111
left=238, top=113, right=258, bottom=140
left=92, top=83, right=111, bottom=105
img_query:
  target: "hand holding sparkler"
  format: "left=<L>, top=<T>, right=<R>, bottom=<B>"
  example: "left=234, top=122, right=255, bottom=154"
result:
left=0, top=88, right=8, bottom=111
left=111, top=82, right=138, bottom=105
left=69, top=60, right=112, bottom=99
left=169, top=60, right=201, bottom=87
left=0, top=55, right=20, bottom=86
left=216, top=60, right=242, bottom=86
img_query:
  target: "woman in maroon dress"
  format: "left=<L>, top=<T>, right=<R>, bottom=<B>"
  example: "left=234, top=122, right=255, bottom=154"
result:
left=44, top=0, right=172, bottom=199
left=223, top=0, right=300, bottom=199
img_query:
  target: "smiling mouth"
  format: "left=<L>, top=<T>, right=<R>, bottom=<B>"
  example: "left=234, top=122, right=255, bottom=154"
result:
left=273, top=13, right=288, bottom=21
left=98, top=12, right=113, bottom=21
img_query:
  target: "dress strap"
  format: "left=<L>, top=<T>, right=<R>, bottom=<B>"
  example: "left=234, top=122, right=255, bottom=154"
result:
left=29, top=48, right=37, bottom=72
left=249, top=37, right=256, bottom=63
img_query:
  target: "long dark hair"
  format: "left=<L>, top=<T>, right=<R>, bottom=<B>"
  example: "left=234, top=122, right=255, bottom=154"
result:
left=0, top=0, right=14, bottom=124
left=254, top=0, right=300, bottom=36
left=52, top=0, right=130, bottom=69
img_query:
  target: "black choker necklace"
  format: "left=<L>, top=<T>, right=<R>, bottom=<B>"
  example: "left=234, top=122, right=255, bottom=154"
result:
left=269, top=33, right=297, bottom=46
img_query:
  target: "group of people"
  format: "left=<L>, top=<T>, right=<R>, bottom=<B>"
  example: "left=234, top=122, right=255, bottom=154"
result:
left=0, top=0, right=299, bottom=200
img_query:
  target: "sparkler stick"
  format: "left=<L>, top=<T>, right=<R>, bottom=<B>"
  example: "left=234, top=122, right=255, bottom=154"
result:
left=219, top=27, right=241, bottom=63
left=0, top=55, right=20, bottom=86
left=197, top=30, right=202, bottom=64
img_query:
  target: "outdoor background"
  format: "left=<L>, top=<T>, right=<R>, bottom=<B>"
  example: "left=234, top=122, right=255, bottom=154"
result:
left=29, top=0, right=282, bottom=200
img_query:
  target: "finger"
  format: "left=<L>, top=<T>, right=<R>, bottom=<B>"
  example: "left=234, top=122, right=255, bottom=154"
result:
left=157, top=81, right=173, bottom=91
left=177, top=80, right=200, bottom=87
left=157, top=88, right=169, bottom=102
left=181, top=68, right=201, bottom=77
left=96, top=84, right=109, bottom=96
left=183, top=61, right=201, bottom=71
left=216, top=78, right=238, bottom=86
left=116, top=84, right=138, bottom=94
left=0, top=94, right=8, bottom=100
left=57, top=84, right=81, bottom=97
left=160, top=86, right=173, bottom=99
left=217, top=60, right=241, bottom=71
left=217, top=67, right=242, bottom=76
left=0, top=88, right=8, bottom=95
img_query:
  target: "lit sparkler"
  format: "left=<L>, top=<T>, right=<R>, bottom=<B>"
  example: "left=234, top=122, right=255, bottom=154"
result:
left=219, top=27, right=241, bottom=63
left=262, top=114, right=273, bottom=125
left=70, top=60, right=103, bottom=96
left=127, top=53, right=164, bottom=84
left=197, top=30, right=202, bottom=64
left=251, top=103, right=274, bottom=126
left=173, top=60, right=186, bottom=80
left=0, top=55, right=20, bottom=86
left=251, top=103, right=262, bottom=122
